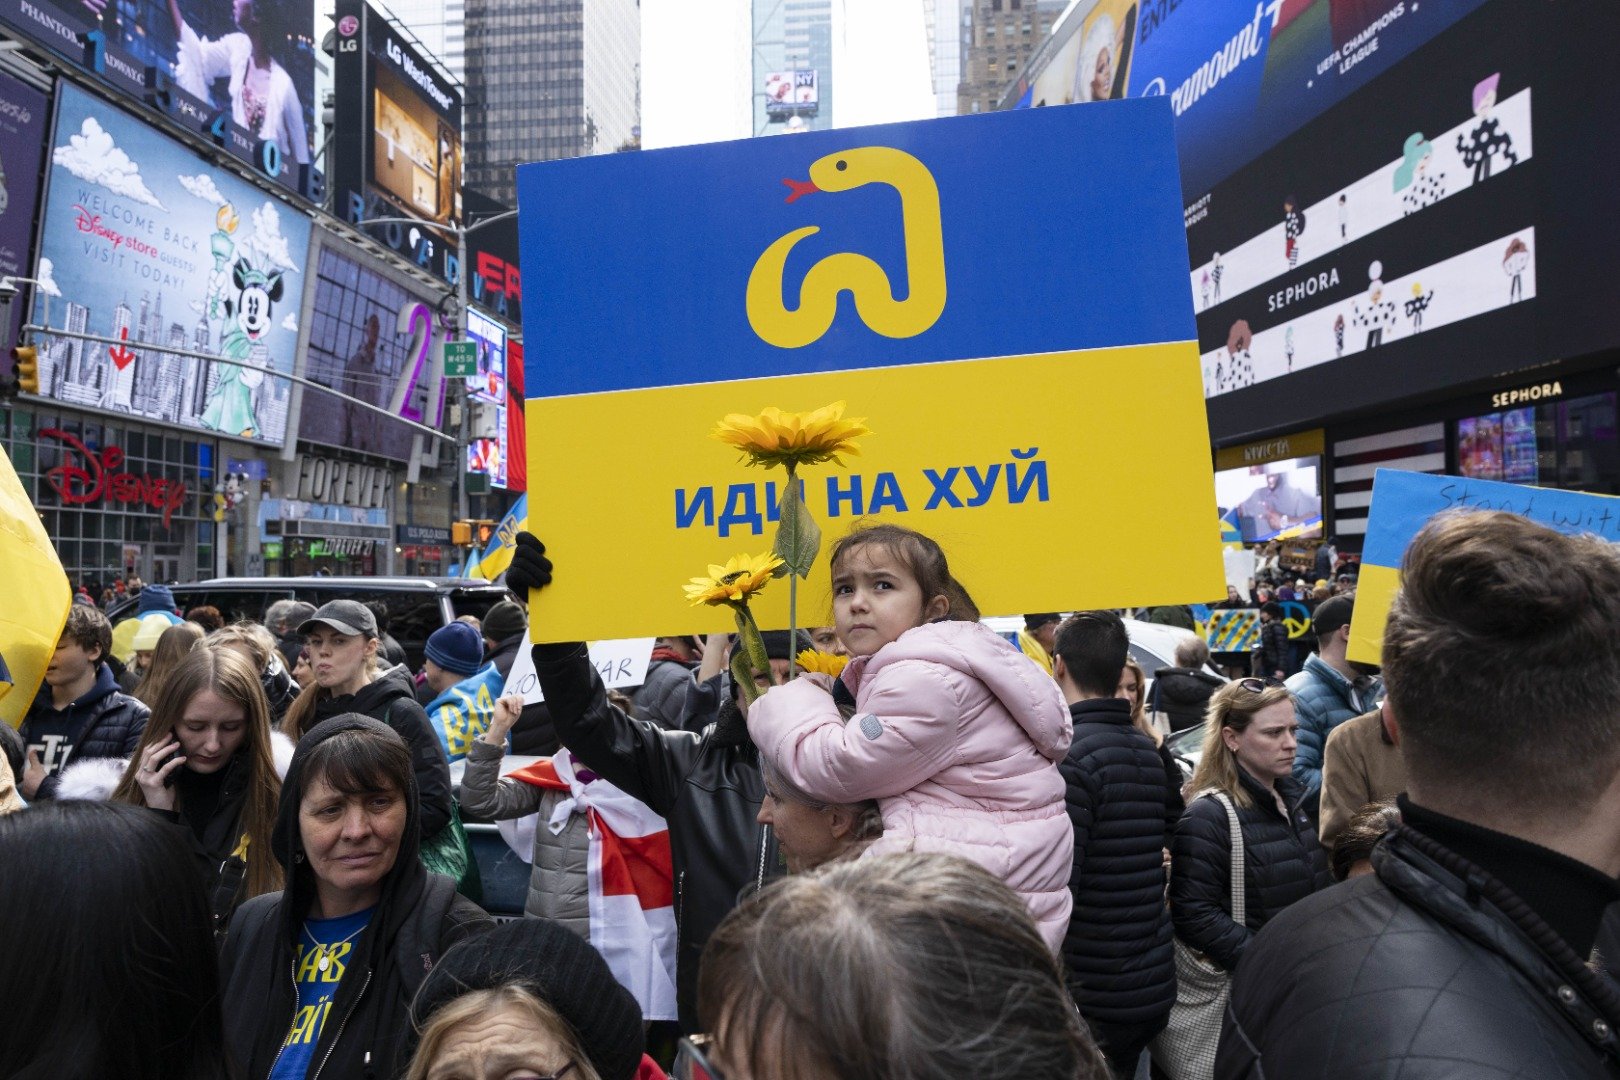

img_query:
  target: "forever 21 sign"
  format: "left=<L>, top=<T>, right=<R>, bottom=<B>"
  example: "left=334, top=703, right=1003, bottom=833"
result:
left=295, top=453, right=393, bottom=510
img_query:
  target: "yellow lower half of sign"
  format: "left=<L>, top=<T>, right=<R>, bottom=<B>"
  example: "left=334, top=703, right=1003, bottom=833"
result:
left=1346, top=562, right=1402, bottom=667
left=525, top=341, right=1224, bottom=642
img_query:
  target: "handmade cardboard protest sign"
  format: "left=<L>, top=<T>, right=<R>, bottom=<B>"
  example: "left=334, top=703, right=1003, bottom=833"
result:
left=1349, top=469, right=1620, bottom=664
left=516, top=102, right=1220, bottom=640
left=0, top=447, right=71, bottom=727
left=503, top=638, right=656, bottom=706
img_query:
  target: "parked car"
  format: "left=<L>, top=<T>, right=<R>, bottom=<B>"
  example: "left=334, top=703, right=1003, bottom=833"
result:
left=105, top=577, right=513, bottom=670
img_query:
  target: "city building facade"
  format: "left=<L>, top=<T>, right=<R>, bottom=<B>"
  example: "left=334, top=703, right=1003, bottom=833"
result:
left=465, top=0, right=640, bottom=204
left=957, top=0, right=1063, bottom=114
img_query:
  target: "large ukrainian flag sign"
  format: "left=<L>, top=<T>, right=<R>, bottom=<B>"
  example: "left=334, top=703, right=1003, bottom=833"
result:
left=0, top=447, right=70, bottom=727
left=516, top=103, right=1221, bottom=641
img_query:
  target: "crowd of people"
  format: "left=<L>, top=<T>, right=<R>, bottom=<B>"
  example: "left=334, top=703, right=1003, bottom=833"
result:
left=4, top=508, right=1620, bottom=1079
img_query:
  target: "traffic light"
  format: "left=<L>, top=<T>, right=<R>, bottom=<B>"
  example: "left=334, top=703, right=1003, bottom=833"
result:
left=12, top=345, right=38, bottom=394
left=452, top=520, right=473, bottom=546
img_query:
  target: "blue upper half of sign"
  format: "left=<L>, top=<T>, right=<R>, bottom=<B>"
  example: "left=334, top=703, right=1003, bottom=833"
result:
left=1361, top=469, right=1620, bottom=568
left=516, top=101, right=1193, bottom=399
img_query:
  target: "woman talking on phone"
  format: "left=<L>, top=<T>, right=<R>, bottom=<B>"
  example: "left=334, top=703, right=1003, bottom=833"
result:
left=110, top=646, right=292, bottom=930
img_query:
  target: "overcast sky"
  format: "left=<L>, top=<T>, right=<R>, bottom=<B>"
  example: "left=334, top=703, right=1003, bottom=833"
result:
left=642, top=0, right=939, bottom=150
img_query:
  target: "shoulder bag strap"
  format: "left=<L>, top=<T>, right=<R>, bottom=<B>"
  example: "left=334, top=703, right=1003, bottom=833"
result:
left=1212, top=791, right=1247, bottom=926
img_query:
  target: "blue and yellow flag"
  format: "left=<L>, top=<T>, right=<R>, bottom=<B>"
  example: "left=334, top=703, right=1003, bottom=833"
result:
left=463, top=494, right=528, bottom=581
left=516, top=103, right=1221, bottom=641
left=0, top=447, right=71, bottom=727
left=424, top=664, right=507, bottom=761
left=1349, top=469, right=1620, bottom=664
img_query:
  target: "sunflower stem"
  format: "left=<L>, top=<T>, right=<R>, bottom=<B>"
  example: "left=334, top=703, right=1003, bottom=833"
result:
left=733, top=604, right=770, bottom=701
left=787, top=466, right=799, bottom=680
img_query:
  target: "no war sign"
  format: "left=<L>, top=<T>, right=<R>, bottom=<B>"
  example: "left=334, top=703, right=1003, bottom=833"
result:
left=516, top=103, right=1221, bottom=641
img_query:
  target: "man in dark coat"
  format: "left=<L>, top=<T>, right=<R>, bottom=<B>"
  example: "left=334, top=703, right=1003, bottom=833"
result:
left=1253, top=601, right=1289, bottom=679
left=476, top=598, right=559, bottom=757
left=504, top=532, right=780, bottom=1033
left=635, top=636, right=700, bottom=729
left=480, top=600, right=528, bottom=680
left=1219, top=512, right=1620, bottom=1079
left=19, top=605, right=149, bottom=800
left=1052, top=611, right=1176, bottom=1075
left=1152, top=637, right=1224, bottom=733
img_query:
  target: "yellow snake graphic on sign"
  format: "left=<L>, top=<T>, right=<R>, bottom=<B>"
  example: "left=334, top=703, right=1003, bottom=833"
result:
left=746, top=146, right=947, bottom=349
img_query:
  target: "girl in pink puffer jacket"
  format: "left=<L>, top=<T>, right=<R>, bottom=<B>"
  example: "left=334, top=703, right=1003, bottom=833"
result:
left=747, top=524, right=1074, bottom=951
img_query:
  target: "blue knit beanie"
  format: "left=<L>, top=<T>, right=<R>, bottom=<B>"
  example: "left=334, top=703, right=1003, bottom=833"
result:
left=425, top=622, right=484, bottom=677
left=138, top=584, right=177, bottom=615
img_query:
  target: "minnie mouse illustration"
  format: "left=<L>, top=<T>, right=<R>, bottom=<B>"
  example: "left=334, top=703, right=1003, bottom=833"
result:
left=200, top=258, right=283, bottom=439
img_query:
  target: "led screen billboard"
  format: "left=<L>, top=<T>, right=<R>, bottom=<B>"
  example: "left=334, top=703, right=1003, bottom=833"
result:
left=464, top=188, right=522, bottom=325
left=30, top=83, right=311, bottom=447
left=1009, top=0, right=1620, bottom=442
left=764, top=70, right=819, bottom=118
left=297, top=239, right=445, bottom=462
left=1215, top=455, right=1323, bottom=543
left=0, top=70, right=48, bottom=355
left=1016, top=0, right=1138, bottom=109
left=464, top=308, right=507, bottom=488
left=1192, top=0, right=1620, bottom=440
left=0, top=0, right=319, bottom=199
left=332, top=0, right=463, bottom=283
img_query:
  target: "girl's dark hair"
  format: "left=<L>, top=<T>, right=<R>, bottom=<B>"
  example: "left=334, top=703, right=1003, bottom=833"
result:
left=0, top=801, right=230, bottom=1080
left=1331, top=800, right=1401, bottom=881
left=943, top=576, right=980, bottom=622
left=301, top=727, right=414, bottom=799
left=830, top=523, right=972, bottom=618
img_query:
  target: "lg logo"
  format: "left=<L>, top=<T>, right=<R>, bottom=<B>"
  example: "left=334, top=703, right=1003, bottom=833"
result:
left=338, top=14, right=360, bottom=51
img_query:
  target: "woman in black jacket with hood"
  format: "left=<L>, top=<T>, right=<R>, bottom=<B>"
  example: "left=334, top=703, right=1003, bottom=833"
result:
left=282, top=600, right=453, bottom=842
left=220, top=715, right=491, bottom=1080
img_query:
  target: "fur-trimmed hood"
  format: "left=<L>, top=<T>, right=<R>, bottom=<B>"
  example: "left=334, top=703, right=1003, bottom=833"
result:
left=54, top=730, right=296, bottom=802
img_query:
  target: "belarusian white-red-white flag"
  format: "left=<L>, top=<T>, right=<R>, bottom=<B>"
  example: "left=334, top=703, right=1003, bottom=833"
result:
left=506, top=751, right=678, bottom=1020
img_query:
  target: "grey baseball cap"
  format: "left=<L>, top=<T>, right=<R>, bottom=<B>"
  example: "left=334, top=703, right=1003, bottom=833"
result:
left=298, top=599, right=378, bottom=639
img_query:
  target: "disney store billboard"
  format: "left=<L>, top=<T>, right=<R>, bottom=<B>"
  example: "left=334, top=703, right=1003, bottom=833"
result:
left=29, top=84, right=312, bottom=448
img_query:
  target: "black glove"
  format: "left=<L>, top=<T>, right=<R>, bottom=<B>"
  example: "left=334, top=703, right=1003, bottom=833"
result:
left=504, top=532, right=553, bottom=594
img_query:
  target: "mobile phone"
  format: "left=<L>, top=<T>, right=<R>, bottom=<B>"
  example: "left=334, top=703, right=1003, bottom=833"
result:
left=157, top=742, right=182, bottom=787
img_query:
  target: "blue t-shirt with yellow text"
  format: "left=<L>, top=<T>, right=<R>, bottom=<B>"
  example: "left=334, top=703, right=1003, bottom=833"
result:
left=268, top=906, right=375, bottom=1080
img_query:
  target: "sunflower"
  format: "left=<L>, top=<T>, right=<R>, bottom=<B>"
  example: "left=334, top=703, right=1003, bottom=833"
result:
left=794, top=648, right=849, bottom=677
left=710, top=400, right=871, bottom=471
left=683, top=551, right=785, bottom=607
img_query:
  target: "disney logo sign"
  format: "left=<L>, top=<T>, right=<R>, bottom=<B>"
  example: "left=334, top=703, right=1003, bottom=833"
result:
left=72, top=205, right=158, bottom=258
left=40, top=428, right=190, bottom=528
